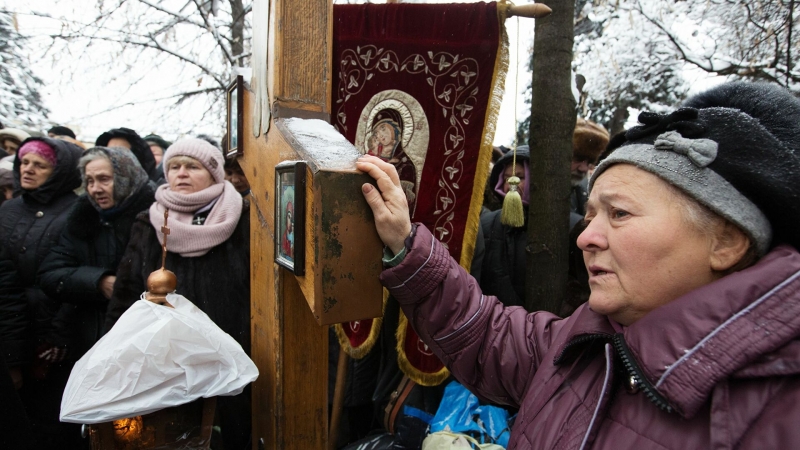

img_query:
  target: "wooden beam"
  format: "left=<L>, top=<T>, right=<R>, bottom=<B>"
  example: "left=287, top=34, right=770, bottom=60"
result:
left=242, top=0, right=334, bottom=448
left=243, top=90, right=330, bottom=450
left=268, top=0, right=332, bottom=115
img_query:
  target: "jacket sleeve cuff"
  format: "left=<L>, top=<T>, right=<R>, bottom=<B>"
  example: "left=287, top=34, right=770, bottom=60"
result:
left=381, top=224, right=417, bottom=267
left=54, top=267, right=112, bottom=299
left=382, top=246, right=407, bottom=267
left=379, top=224, right=451, bottom=305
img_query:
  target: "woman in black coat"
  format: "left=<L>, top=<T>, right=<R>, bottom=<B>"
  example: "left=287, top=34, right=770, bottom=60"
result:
left=38, top=147, right=156, bottom=360
left=95, top=127, right=162, bottom=183
left=0, top=137, right=84, bottom=449
left=104, top=138, right=251, bottom=450
left=0, top=246, right=31, bottom=450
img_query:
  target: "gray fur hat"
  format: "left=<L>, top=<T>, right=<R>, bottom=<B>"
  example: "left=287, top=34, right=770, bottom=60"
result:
left=590, top=82, right=800, bottom=255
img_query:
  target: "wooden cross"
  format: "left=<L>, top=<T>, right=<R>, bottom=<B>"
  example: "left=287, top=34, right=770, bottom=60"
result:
left=160, top=209, right=170, bottom=269
left=240, top=0, right=333, bottom=448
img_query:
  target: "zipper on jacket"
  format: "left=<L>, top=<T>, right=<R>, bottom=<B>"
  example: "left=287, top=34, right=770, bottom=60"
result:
left=554, top=333, right=611, bottom=365
left=612, top=333, right=674, bottom=413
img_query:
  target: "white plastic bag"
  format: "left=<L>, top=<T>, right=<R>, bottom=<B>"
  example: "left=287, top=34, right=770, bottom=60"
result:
left=60, top=293, right=258, bottom=424
left=422, top=431, right=506, bottom=450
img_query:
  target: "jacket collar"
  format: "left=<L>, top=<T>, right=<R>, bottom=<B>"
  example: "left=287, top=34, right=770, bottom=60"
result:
left=553, top=304, right=615, bottom=365
left=624, top=245, right=800, bottom=418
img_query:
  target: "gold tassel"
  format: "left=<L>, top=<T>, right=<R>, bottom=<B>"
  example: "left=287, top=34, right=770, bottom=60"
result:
left=501, top=175, right=525, bottom=227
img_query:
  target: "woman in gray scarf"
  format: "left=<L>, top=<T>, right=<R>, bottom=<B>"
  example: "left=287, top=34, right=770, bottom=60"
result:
left=38, top=146, right=157, bottom=360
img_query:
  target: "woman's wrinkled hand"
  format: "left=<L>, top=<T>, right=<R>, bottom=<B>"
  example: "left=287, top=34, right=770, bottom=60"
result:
left=356, top=155, right=412, bottom=256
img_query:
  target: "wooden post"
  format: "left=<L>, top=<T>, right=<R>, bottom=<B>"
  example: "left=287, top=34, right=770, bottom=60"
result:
left=240, top=0, right=333, bottom=448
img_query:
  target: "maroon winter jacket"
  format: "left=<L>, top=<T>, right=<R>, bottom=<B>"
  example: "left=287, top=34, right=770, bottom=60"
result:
left=382, top=225, right=800, bottom=449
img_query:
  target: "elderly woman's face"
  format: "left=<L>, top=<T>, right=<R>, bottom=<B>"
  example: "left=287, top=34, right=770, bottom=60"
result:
left=19, top=153, right=55, bottom=190
left=502, top=163, right=525, bottom=194
left=85, top=158, right=115, bottom=209
left=577, top=164, right=719, bottom=326
left=166, top=157, right=214, bottom=194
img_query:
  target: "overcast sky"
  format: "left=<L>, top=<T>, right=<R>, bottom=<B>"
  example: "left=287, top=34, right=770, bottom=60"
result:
left=10, top=0, right=536, bottom=147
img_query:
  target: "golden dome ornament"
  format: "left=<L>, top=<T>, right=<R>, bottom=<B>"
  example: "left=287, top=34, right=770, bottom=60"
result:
left=145, top=209, right=177, bottom=307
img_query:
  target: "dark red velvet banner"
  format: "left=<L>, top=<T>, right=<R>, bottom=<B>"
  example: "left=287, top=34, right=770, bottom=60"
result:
left=332, top=2, right=506, bottom=385
left=333, top=2, right=501, bottom=259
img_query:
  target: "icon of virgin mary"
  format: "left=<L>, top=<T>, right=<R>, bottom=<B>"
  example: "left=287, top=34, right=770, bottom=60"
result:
left=367, top=109, right=418, bottom=210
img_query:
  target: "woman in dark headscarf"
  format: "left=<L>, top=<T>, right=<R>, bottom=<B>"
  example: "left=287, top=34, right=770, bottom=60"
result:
left=0, top=137, right=84, bottom=449
left=38, top=147, right=156, bottom=360
left=95, top=127, right=161, bottom=183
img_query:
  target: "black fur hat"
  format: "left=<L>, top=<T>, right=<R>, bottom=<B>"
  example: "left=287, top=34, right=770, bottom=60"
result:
left=47, top=125, right=76, bottom=139
left=95, top=127, right=158, bottom=181
left=593, top=82, right=800, bottom=253
left=682, top=82, right=800, bottom=155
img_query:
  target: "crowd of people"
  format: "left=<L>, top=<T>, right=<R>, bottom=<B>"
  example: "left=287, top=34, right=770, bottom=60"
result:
left=3, top=79, right=800, bottom=450
left=0, top=125, right=252, bottom=449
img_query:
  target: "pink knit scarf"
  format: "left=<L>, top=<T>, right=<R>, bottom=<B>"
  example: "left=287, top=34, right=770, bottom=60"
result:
left=149, top=181, right=243, bottom=257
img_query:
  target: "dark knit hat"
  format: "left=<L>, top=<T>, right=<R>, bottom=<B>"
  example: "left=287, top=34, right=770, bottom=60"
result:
left=590, top=82, right=800, bottom=254
left=143, top=134, right=171, bottom=151
left=573, top=119, right=609, bottom=163
left=95, top=127, right=158, bottom=181
left=48, top=126, right=76, bottom=139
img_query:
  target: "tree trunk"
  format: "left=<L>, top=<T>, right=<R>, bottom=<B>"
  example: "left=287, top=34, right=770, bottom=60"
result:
left=608, top=100, right=629, bottom=136
left=230, top=0, right=245, bottom=66
left=525, top=0, right=576, bottom=313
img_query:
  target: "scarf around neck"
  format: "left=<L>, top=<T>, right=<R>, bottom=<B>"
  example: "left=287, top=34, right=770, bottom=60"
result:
left=149, top=180, right=243, bottom=257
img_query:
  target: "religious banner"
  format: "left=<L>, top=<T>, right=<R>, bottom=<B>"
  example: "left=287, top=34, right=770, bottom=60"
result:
left=332, top=1, right=509, bottom=386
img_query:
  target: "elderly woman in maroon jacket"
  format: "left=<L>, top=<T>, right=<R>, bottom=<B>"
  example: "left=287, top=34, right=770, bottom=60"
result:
left=356, top=82, right=800, bottom=450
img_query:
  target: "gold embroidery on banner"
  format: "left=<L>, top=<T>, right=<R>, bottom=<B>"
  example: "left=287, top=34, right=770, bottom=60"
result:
left=336, top=47, right=486, bottom=249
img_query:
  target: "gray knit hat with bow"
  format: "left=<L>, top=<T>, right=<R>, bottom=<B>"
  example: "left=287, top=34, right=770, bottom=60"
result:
left=590, top=82, right=800, bottom=255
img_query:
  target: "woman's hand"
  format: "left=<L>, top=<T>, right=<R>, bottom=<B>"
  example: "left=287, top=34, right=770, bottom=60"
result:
left=99, top=275, right=116, bottom=300
left=356, top=155, right=412, bottom=255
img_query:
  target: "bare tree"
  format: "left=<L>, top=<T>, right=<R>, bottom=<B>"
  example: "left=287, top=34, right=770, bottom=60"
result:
left=573, top=0, right=799, bottom=133
left=0, top=11, right=49, bottom=127
left=638, top=0, right=800, bottom=88
left=13, top=0, right=251, bottom=134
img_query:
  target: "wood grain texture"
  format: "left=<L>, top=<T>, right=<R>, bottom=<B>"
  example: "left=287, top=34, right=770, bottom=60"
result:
left=245, top=0, right=335, bottom=447
left=273, top=0, right=332, bottom=112
left=242, top=87, right=329, bottom=449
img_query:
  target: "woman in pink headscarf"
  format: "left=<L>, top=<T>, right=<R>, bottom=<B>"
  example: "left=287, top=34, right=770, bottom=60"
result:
left=0, top=137, right=84, bottom=448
